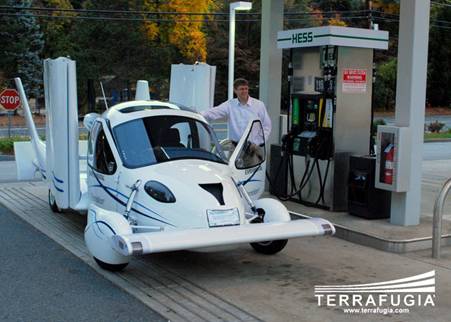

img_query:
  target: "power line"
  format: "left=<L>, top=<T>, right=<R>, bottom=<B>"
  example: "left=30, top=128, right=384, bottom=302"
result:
left=0, top=5, right=374, bottom=16
left=0, top=11, right=260, bottom=22
left=431, top=1, right=451, bottom=8
left=284, top=10, right=370, bottom=16
left=1, top=6, right=449, bottom=28
left=285, top=16, right=371, bottom=22
left=373, top=16, right=451, bottom=29
left=0, top=12, right=362, bottom=23
left=0, top=5, right=229, bottom=16
left=0, top=12, right=375, bottom=23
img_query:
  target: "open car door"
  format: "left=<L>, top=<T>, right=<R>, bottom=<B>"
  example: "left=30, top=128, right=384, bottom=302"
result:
left=228, top=120, right=266, bottom=201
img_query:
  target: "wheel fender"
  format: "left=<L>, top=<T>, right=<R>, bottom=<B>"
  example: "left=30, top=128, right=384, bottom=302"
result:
left=254, top=198, right=290, bottom=223
left=84, top=204, right=132, bottom=265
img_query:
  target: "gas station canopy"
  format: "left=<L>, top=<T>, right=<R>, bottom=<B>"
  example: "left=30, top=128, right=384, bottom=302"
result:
left=277, top=26, right=389, bottom=50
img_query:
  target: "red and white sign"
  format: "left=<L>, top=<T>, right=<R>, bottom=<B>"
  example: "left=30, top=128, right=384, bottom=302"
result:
left=0, top=89, right=21, bottom=111
left=342, top=69, right=367, bottom=93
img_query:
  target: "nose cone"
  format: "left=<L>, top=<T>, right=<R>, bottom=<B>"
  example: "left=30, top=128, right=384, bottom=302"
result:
left=138, top=160, right=244, bottom=229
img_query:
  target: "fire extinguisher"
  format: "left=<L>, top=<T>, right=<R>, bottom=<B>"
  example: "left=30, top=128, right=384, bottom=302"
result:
left=383, top=144, right=394, bottom=184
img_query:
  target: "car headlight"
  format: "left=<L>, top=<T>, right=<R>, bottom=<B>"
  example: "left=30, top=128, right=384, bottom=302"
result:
left=144, top=180, right=176, bottom=203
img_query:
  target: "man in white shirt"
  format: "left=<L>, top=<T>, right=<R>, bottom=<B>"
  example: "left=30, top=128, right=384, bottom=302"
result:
left=201, top=78, right=272, bottom=144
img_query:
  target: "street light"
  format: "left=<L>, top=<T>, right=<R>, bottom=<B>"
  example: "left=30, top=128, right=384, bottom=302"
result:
left=228, top=1, right=252, bottom=100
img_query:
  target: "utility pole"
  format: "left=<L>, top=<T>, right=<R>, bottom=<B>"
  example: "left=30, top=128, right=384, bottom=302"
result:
left=367, top=0, right=373, bottom=29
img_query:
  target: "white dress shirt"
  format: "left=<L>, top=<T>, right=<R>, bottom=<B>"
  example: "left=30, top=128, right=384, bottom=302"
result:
left=201, top=96, right=272, bottom=143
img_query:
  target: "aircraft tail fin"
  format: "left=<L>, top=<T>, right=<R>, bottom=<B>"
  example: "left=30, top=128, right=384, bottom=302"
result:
left=14, top=77, right=46, bottom=179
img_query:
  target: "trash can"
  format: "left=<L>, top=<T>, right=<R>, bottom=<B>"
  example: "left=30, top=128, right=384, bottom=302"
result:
left=348, top=155, right=391, bottom=219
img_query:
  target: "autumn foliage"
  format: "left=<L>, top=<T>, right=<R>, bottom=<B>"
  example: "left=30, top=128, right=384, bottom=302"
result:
left=142, top=0, right=216, bottom=62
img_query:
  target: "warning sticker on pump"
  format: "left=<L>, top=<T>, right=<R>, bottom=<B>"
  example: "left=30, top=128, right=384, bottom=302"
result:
left=342, top=69, right=367, bottom=93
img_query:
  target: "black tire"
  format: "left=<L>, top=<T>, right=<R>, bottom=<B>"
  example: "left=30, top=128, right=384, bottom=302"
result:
left=48, top=190, right=62, bottom=213
left=250, top=239, right=288, bottom=255
left=94, top=257, right=128, bottom=272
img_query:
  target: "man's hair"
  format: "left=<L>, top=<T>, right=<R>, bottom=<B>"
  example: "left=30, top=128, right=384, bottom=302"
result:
left=233, top=78, right=249, bottom=89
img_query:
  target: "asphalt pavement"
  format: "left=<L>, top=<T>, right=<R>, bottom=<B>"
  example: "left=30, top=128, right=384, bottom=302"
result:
left=0, top=204, right=167, bottom=322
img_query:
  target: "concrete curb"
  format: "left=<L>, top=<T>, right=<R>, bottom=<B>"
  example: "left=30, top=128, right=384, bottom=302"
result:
left=0, top=154, right=15, bottom=161
left=424, top=139, right=451, bottom=143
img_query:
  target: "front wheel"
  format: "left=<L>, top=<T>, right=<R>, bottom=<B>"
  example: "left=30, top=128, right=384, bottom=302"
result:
left=48, top=190, right=61, bottom=213
left=250, top=239, right=288, bottom=255
left=94, top=257, right=128, bottom=271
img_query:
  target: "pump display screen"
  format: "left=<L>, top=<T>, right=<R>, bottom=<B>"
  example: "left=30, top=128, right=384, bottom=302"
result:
left=290, top=94, right=333, bottom=160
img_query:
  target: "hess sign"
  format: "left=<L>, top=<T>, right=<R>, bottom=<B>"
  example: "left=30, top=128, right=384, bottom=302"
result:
left=0, top=89, right=21, bottom=111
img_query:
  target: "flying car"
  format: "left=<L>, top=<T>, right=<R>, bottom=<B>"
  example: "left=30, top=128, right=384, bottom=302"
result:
left=14, top=57, right=335, bottom=271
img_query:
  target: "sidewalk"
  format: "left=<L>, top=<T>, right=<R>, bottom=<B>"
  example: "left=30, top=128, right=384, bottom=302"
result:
left=278, top=159, right=451, bottom=253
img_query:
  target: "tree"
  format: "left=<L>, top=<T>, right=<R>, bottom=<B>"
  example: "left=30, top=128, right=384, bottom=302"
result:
left=40, top=0, right=77, bottom=58
left=142, top=0, right=216, bottom=62
left=372, top=0, right=400, bottom=15
left=373, top=58, right=397, bottom=110
left=427, top=4, right=451, bottom=108
left=0, top=0, right=44, bottom=99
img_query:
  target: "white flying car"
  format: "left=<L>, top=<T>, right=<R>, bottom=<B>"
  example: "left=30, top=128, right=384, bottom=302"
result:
left=14, top=58, right=335, bottom=271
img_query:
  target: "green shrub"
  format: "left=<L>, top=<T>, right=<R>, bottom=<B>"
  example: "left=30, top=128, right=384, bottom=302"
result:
left=427, top=121, right=445, bottom=133
left=0, top=134, right=88, bottom=154
left=0, top=136, right=30, bottom=154
left=372, top=119, right=386, bottom=134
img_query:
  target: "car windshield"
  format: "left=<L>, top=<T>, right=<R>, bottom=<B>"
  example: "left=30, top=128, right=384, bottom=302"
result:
left=113, top=115, right=227, bottom=168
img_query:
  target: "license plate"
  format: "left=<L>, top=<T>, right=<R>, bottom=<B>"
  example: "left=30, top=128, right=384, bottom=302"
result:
left=207, top=208, right=240, bottom=227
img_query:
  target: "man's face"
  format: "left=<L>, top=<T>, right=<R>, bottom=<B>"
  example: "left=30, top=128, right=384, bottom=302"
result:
left=234, top=85, right=249, bottom=102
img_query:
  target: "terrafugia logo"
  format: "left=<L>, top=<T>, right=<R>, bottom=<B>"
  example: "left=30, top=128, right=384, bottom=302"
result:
left=314, top=271, right=436, bottom=315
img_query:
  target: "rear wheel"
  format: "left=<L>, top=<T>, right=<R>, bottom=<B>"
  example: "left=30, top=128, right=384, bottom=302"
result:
left=48, top=190, right=61, bottom=213
left=250, top=240, right=288, bottom=255
left=94, top=257, right=129, bottom=271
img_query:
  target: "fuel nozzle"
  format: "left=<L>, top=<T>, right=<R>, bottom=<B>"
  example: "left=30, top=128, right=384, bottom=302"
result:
left=282, top=125, right=301, bottom=154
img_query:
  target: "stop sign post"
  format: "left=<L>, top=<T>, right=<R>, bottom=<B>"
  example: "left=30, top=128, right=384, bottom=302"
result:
left=0, top=88, right=22, bottom=137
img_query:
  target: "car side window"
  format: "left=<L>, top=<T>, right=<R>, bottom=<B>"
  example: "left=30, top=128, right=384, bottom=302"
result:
left=89, top=122, right=117, bottom=175
left=170, top=122, right=190, bottom=148
left=235, top=120, right=266, bottom=169
left=87, top=122, right=100, bottom=167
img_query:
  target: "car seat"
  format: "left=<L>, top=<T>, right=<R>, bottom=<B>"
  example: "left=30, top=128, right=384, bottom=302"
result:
left=160, top=128, right=184, bottom=148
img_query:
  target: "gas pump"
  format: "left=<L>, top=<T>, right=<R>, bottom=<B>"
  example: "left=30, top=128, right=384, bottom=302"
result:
left=281, top=46, right=336, bottom=208
left=273, top=26, right=389, bottom=211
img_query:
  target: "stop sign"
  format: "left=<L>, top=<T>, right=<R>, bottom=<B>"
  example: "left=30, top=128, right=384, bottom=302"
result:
left=0, top=89, right=21, bottom=111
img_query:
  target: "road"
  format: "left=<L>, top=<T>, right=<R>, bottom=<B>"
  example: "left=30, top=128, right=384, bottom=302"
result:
left=378, top=115, right=451, bottom=130
left=0, top=126, right=88, bottom=137
left=0, top=204, right=166, bottom=322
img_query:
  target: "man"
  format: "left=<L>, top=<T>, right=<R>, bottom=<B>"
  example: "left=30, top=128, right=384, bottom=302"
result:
left=201, top=78, right=272, bottom=144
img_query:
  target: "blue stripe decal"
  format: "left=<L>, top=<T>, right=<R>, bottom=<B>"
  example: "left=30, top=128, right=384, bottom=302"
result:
left=104, top=186, right=165, bottom=219
left=89, top=169, right=175, bottom=227
left=32, top=161, right=47, bottom=179
left=85, top=209, right=96, bottom=233
left=52, top=179, right=64, bottom=192
left=91, top=222, right=104, bottom=239
left=238, top=165, right=263, bottom=186
left=95, top=220, right=116, bottom=235
left=238, top=179, right=262, bottom=186
left=52, top=171, right=64, bottom=183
